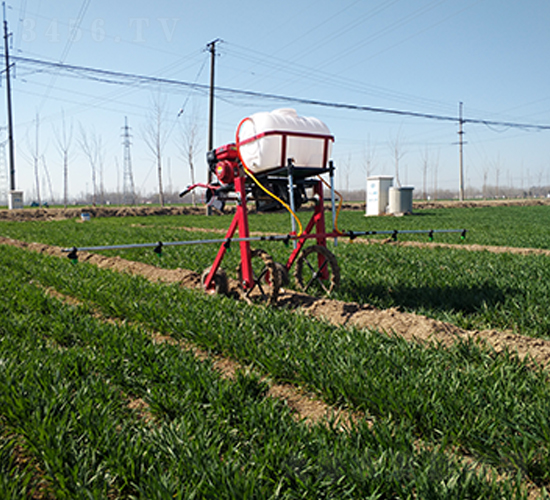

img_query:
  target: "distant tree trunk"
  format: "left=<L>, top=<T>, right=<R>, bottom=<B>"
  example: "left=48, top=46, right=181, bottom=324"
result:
left=389, top=132, right=405, bottom=188
left=179, top=106, right=200, bottom=206
left=79, top=125, right=103, bottom=205
left=29, top=114, right=41, bottom=205
left=421, top=147, right=429, bottom=200
left=362, top=135, right=376, bottom=179
left=143, top=93, right=169, bottom=207
left=157, top=148, right=164, bottom=206
left=433, top=151, right=440, bottom=201
left=54, top=110, right=73, bottom=208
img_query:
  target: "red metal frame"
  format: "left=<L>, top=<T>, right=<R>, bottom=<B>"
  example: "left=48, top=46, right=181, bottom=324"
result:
left=203, top=172, right=331, bottom=292
left=202, top=126, right=336, bottom=293
left=203, top=173, right=254, bottom=292
left=285, top=180, right=329, bottom=279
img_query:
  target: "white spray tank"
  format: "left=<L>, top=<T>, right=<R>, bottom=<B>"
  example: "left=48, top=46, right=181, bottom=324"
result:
left=237, top=108, right=334, bottom=174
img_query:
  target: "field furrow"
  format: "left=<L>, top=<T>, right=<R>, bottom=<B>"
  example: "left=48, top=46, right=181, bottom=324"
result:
left=38, top=281, right=359, bottom=429
left=2, top=241, right=550, bottom=494
left=1, top=245, right=522, bottom=498
left=3, top=235, right=550, bottom=368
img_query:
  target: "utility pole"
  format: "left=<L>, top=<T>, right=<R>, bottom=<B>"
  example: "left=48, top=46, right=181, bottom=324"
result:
left=458, top=102, right=465, bottom=201
left=3, top=3, right=15, bottom=195
left=207, top=39, right=220, bottom=181
left=121, top=116, right=136, bottom=205
left=206, top=38, right=220, bottom=216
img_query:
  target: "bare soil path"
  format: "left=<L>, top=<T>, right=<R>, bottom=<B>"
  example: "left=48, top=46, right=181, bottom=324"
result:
left=1, top=196, right=549, bottom=221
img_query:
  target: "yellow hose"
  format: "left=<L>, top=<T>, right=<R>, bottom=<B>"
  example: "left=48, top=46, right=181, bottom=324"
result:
left=235, top=117, right=303, bottom=236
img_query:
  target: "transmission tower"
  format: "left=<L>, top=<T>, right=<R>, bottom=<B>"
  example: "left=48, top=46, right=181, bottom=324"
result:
left=121, top=116, right=136, bottom=205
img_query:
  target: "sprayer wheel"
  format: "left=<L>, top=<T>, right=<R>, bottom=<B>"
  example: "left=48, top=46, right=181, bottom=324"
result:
left=294, top=245, right=340, bottom=296
left=201, top=266, right=228, bottom=296
left=239, top=249, right=281, bottom=305
left=274, top=261, right=290, bottom=287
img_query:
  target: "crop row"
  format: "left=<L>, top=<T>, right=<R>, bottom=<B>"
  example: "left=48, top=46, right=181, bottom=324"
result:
left=5, top=244, right=550, bottom=491
left=336, top=242, right=550, bottom=336
left=60, top=203, right=550, bottom=249
left=338, top=204, right=550, bottom=249
left=4, top=202, right=550, bottom=246
left=2, top=210, right=550, bottom=337
left=0, top=246, right=517, bottom=499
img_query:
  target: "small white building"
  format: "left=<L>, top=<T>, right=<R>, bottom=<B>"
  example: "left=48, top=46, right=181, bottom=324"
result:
left=388, top=186, right=414, bottom=216
left=365, top=175, right=393, bottom=216
left=8, top=190, right=23, bottom=210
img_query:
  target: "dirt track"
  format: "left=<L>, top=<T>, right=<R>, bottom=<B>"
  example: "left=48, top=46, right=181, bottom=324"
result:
left=0, top=205, right=210, bottom=221
left=2, top=196, right=550, bottom=221
left=3, top=234, right=550, bottom=369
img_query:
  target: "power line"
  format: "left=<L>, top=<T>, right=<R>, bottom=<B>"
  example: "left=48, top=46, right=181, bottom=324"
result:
left=8, top=54, right=550, bottom=132
left=59, top=0, right=91, bottom=63
left=36, top=0, right=91, bottom=113
left=224, top=42, right=457, bottom=114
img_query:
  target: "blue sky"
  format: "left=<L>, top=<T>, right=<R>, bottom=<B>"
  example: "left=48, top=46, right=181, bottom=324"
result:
left=1, top=0, right=549, bottom=201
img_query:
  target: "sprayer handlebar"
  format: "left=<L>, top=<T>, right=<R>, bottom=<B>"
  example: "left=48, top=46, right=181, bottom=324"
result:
left=179, top=183, right=223, bottom=198
left=179, top=186, right=192, bottom=198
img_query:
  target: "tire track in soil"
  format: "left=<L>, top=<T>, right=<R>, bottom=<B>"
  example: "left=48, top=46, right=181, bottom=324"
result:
left=124, top=227, right=550, bottom=368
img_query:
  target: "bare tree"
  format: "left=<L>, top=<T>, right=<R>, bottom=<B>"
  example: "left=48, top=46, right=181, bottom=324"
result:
left=97, top=139, right=106, bottom=204
left=343, top=154, right=352, bottom=193
left=41, top=155, right=55, bottom=203
left=167, top=157, right=173, bottom=195
left=114, top=156, right=121, bottom=203
left=491, top=154, right=501, bottom=199
left=53, top=110, right=73, bottom=208
left=520, top=161, right=524, bottom=196
left=388, top=131, right=405, bottom=187
left=421, top=147, right=429, bottom=200
left=179, top=110, right=200, bottom=206
left=362, top=135, right=376, bottom=179
left=143, top=93, right=170, bottom=207
left=25, top=113, right=42, bottom=205
left=79, top=125, right=103, bottom=205
left=432, top=150, right=440, bottom=201
left=482, top=167, right=489, bottom=200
